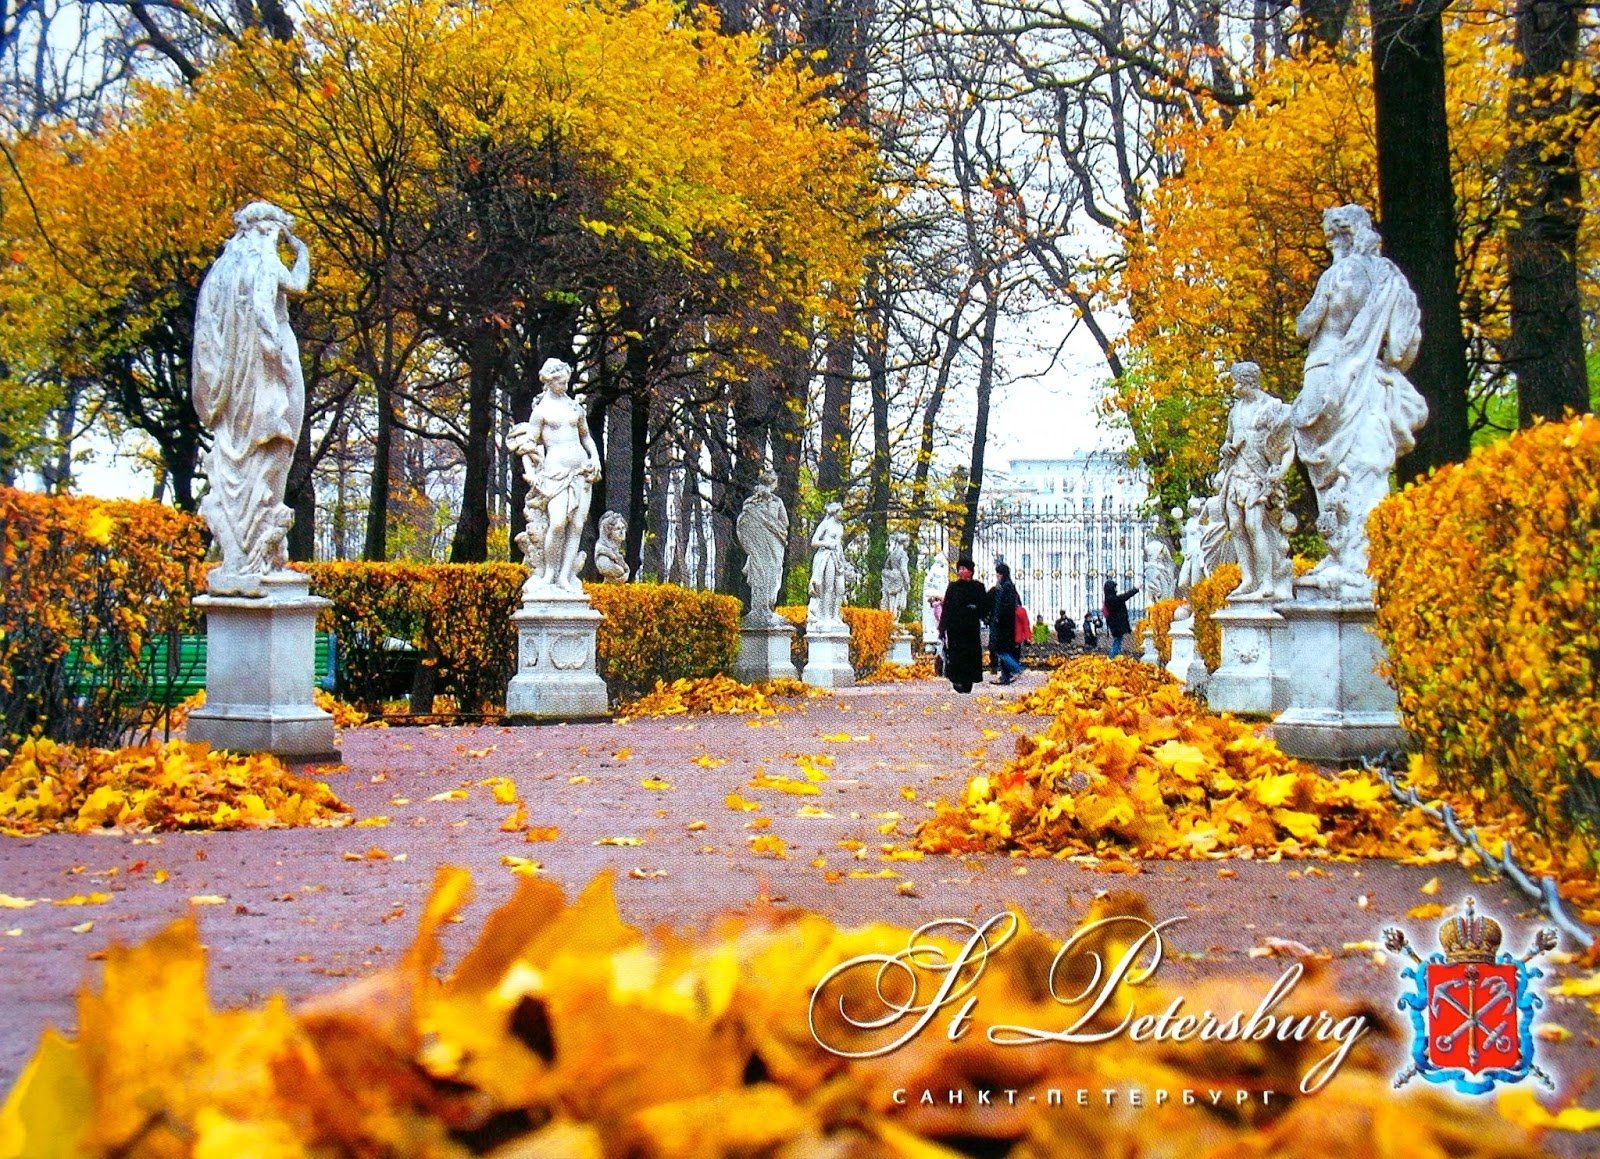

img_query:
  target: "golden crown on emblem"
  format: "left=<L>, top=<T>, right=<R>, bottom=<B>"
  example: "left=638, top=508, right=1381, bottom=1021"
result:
left=1438, top=897, right=1502, bottom=964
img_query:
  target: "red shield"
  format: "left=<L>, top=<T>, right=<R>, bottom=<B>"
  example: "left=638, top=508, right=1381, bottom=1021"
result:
left=1425, top=962, right=1523, bottom=1074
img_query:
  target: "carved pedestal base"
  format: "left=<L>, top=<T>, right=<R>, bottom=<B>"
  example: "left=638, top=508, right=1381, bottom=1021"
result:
left=187, top=572, right=338, bottom=759
left=888, top=629, right=914, bottom=666
left=1271, top=598, right=1408, bottom=762
left=505, top=593, right=610, bottom=723
left=1166, top=616, right=1207, bottom=693
left=1206, top=603, right=1289, bottom=718
left=801, top=624, right=854, bottom=689
left=735, top=618, right=799, bottom=683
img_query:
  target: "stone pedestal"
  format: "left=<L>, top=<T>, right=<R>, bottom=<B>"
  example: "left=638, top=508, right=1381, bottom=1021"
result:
left=1271, top=598, right=1408, bottom=761
left=888, top=628, right=915, bottom=666
left=505, top=592, right=611, bottom=723
left=802, top=623, right=854, bottom=689
left=1166, top=616, right=1207, bottom=692
left=735, top=617, right=799, bottom=683
left=1206, top=603, right=1289, bottom=718
left=187, top=571, right=338, bottom=759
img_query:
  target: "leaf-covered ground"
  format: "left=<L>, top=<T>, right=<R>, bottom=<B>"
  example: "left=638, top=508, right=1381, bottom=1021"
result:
left=2, top=675, right=1598, bottom=1154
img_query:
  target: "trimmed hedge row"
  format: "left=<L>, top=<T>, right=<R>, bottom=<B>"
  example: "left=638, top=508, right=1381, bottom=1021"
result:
left=1370, top=415, right=1600, bottom=850
left=1, top=488, right=205, bottom=751
left=300, top=564, right=741, bottom=709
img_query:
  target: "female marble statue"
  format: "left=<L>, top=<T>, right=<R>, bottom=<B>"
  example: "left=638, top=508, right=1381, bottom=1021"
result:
left=1143, top=539, right=1176, bottom=603
left=191, top=201, right=309, bottom=595
left=880, top=531, right=911, bottom=620
left=808, top=501, right=847, bottom=629
left=507, top=359, right=602, bottom=594
left=594, top=511, right=630, bottom=582
left=1291, top=204, right=1428, bottom=597
left=736, top=468, right=788, bottom=622
left=1174, top=499, right=1204, bottom=597
left=1216, top=361, right=1295, bottom=600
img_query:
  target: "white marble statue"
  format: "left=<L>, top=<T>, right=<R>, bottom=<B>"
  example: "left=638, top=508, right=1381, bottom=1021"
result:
left=508, top=359, right=602, bottom=595
left=1174, top=499, right=1204, bottom=597
left=808, top=501, right=847, bottom=629
left=192, top=201, right=310, bottom=596
left=1143, top=539, right=1176, bottom=602
left=1216, top=361, right=1295, bottom=601
left=594, top=510, right=630, bottom=582
left=1199, top=493, right=1237, bottom=577
left=735, top=468, right=788, bottom=622
left=880, top=531, right=910, bottom=620
left=1292, top=204, right=1429, bottom=599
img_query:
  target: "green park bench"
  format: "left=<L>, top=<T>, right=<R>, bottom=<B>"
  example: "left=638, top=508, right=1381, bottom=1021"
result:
left=66, top=632, right=335, bottom=705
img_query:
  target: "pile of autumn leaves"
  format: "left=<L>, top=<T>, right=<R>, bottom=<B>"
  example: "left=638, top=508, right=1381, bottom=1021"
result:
left=915, top=657, right=1446, bottom=863
left=0, top=738, right=350, bottom=836
left=2, top=867, right=1555, bottom=1159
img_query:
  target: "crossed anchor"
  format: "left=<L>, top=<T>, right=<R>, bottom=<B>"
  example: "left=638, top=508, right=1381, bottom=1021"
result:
left=1430, top=968, right=1515, bottom=1069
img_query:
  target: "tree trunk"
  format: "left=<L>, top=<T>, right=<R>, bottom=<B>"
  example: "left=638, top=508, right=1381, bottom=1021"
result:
left=816, top=321, right=854, bottom=497
left=644, top=402, right=671, bottom=582
left=286, top=399, right=316, bottom=561
left=1300, top=0, right=1352, bottom=49
left=362, top=324, right=396, bottom=561
left=447, top=331, right=497, bottom=562
left=627, top=391, right=649, bottom=578
left=1371, top=0, right=1472, bottom=479
left=1505, top=0, right=1589, bottom=426
left=958, top=288, right=1001, bottom=556
left=863, top=281, right=892, bottom=610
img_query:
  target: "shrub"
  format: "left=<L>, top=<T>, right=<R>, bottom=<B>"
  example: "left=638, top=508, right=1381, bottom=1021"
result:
left=0, top=489, right=205, bottom=752
left=1188, top=563, right=1241, bottom=672
left=776, top=605, right=894, bottom=675
left=301, top=565, right=738, bottom=711
left=1369, top=415, right=1600, bottom=856
left=587, top=582, right=740, bottom=702
left=301, top=562, right=523, bottom=713
left=1134, top=598, right=1184, bottom=665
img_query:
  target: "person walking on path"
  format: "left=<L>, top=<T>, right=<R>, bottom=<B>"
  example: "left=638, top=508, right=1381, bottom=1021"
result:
left=988, top=562, right=1024, bottom=685
left=940, top=557, right=988, bottom=694
left=1103, top=578, right=1141, bottom=659
left=1054, top=610, right=1076, bottom=646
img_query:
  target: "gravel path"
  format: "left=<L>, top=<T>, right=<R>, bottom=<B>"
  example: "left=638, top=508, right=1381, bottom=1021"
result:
left=3, top=672, right=1595, bottom=1145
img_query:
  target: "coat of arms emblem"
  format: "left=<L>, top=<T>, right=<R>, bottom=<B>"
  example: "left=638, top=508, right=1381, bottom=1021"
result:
left=1385, top=897, right=1557, bottom=1094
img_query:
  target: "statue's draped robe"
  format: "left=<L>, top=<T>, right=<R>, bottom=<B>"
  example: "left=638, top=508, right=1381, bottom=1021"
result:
left=737, top=494, right=787, bottom=616
left=193, top=237, right=302, bottom=579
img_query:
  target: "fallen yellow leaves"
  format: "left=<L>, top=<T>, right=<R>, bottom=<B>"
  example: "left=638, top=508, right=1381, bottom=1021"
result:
left=0, top=738, right=352, bottom=835
left=916, top=657, right=1450, bottom=863
left=0, top=868, right=1556, bottom=1157
left=616, top=675, right=820, bottom=719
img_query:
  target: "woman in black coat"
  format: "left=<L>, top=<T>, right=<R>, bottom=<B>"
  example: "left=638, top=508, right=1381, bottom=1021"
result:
left=940, top=556, right=989, bottom=694
left=988, top=561, right=1023, bottom=684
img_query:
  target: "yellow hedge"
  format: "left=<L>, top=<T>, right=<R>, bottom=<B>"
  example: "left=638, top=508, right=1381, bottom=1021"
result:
left=0, top=489, right=205, bottom=751
left=1188, top=563, right=1241, bottom=673
left=1134, top=597, right=1183, bottom=665
left=775, top=605, right=894, bottom=675
left=586, top=582, right=741, bottom=701
left=1369, top=415, right=1600, bottom=853
left=301, top=565, right=739, bottom=710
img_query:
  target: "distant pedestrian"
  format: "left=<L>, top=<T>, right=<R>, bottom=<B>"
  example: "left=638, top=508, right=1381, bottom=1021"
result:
left=987, top=562, right=1023, bottom=685
left=1082, top=608, right=1099, bottom=650
left=1103, top=578, right=1141, bottom=659
left=1054, top=610, right=1076, bottom=646
left=940, top=557, right=988, bottom=694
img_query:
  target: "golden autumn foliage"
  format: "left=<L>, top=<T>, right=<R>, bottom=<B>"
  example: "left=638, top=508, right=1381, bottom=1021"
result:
left=776, top=606, right=895, bottom=676
left=1370, top=414, right=1600, bottom=866
left=1190, top=564, right=1242, bottom=674
left=1135, top=598, right=1184, bottom=665
left=0, top=868, right=1555, bottom=1158
left=918, top=657, right=1445, bottom=862
left=0, top=489, right=207, bottom=751
left=300, top=565, right=741, bottom=711
left=1111, top=25, right=1528, bottom=500
left=616, top=675, right=820, bottom=719
left=0, top=737, right=351, bottom=835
